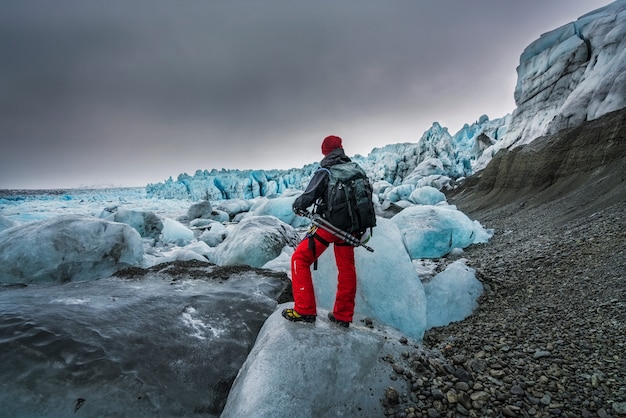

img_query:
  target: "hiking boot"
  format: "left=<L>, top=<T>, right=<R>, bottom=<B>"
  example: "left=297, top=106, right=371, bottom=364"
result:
left=328, top=312, right=350, bottom=328
left=282, top=308, right=316, bottom=323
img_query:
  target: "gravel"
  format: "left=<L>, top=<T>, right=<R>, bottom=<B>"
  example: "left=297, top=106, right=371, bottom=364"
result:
left=380, top=194, right=625, bottom=417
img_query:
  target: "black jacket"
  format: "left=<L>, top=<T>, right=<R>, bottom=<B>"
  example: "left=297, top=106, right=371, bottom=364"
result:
left=292, top=148, right=352, bottom=213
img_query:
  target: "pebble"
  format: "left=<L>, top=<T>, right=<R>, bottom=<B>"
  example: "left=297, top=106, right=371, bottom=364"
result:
left=430, top=388, right=444, bottom=400
left=393, top=364, right=405, bottom=375
left=502, top=405, right=520, bottom=417
left=455, top=382, right=470, bottom=392
left=385, top=386, right=400, bottom=405
left=510, top=384, right=525, bottom=396
left=533, top=350, right=552, bottom=359
left=613, top=402, right=626, bottom=415
left=426, top=408, right=439, bottom=418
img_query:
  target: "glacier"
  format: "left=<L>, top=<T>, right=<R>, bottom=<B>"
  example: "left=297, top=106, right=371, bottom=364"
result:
left=145, top=114, right=511, bottom=203
left=0, top=187, right=491, bottom=339
left=476, top=0, right=626, bottom=169
left=1, top=1, right=625, bottom=416
left=0, top=186, right=489, bottom=416
left=144, top=3, right=626, bottom=205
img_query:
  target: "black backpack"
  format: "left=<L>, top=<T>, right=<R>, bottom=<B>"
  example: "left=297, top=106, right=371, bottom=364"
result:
left=317, top=162, right=376, bottom=233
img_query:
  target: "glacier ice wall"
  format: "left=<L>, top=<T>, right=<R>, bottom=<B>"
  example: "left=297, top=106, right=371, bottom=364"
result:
left=479, top=0, right=626, bottom=168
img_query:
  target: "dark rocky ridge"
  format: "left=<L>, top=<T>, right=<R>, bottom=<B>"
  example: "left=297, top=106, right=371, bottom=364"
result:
left=383, top=108, right=625, bottom=417
left=452, top=107, right=626, bottom=222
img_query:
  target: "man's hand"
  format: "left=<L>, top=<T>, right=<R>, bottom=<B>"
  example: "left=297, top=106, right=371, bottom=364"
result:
left=293, top=207, right=309, bottom=217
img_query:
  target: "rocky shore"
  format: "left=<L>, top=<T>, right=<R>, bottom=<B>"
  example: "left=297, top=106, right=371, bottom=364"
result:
left=380, top=201, right=624, bottom=418
left=380, top=111, right=625, bottom=417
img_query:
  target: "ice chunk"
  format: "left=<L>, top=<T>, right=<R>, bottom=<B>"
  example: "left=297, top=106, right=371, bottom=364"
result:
left=187, top=200, right=212, bottom=220
left=251, top=195, right=310, bottom=228
left=391, top=205, right=492, bottom=259
left=409, top=186, right=447, bottom=205
left=189, top=218, right=217, bottom=229
left=215, top=198, right=253, bottom=219
left=197, top=222, right=228, bottom=247
left=261, top=245, right=293, bottom=274
left=0, top=215, right=144, bottom=284
left=162, top=218, right=194, bottom=245
left=214, top=216, right=299, bottom=268
left=382, top=184, right=415, bottom=203
left=423, top=259, right=483, bottom=328
left=313, top=217, right=427, bottom=340
left=222, top=305, right=412, bottom=417
left=101, top=208, right=163, bottom=239
left=145, top=246, right=210, bottom=267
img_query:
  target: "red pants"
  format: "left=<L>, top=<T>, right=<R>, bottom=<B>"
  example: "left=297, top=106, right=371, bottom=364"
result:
left=290, top=227, right=357, bottom=322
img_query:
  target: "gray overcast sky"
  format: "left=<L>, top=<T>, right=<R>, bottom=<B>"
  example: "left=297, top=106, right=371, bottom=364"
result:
left=0, top=0, right=613, bottom=189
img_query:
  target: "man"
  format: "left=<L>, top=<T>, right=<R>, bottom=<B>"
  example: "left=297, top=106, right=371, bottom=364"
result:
left=282, top=135, right=361, bottom=328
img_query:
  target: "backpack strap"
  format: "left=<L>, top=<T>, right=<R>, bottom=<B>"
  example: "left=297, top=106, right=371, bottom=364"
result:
left=312, top=167, right=331, bottom=215
left=316, top=167, right=331, bottom=176
left=307, top=226, right=329, bottom=270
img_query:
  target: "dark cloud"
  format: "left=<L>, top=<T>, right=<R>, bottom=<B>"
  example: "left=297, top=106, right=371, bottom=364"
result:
left=0, top=0, right=612, bottom=188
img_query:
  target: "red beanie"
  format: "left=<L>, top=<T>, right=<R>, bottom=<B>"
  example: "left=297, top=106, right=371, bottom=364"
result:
left=321, top=135, right=342, bottom=155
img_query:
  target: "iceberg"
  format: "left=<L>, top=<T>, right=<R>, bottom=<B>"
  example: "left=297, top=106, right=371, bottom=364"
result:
left=213, top=215, right=300, bottom=268
left=423, top=259, right=484, bottom=328
left=0, top=215, right=144, bottom=284
left=391, top=205, right=493, bottom=259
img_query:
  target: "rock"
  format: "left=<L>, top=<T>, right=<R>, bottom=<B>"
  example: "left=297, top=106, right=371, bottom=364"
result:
left=469, top=359, right=487, bottom=373
left=455, top=382, right=470, bottom=392
left=613, top=402, right=626, bottom=415
left=446, top=391, right=457, bottom=404
left=393, top=363, right=405, bottom=375
left=427, top=408, right=440, bottom=418
left=456, top=402, right=469, bottom=415
left=385, top=387, right=400, bottom=405
left=457, top=392, right=472, bottom=410
left=470, top=391, right=489, bottom=402
left=502, top=405, right=520, bottom=417
left=431, top=388, right=444, bottom=400
left=451, top=354, right=466, bottom=364
left=510, top=385, right=525, bottom=396
left=533, top=350, right=551, bottom=359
